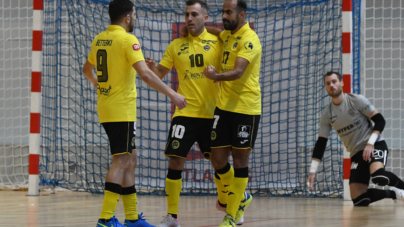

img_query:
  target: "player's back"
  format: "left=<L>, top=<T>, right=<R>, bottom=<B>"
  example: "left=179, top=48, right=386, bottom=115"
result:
left=88, top=25, right=145, bottom=123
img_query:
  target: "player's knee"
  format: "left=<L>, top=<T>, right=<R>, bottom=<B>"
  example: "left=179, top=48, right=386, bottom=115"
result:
left=352, top=194, right=370, bottom=206
left=371, top=168, right=390, bottom=186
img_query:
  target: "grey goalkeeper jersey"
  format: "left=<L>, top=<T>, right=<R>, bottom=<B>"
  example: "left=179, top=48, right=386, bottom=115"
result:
left=319, top=93, right=383, bottom=158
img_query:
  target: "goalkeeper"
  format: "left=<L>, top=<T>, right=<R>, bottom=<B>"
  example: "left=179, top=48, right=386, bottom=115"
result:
left=307, top=71, right=404, bottom=206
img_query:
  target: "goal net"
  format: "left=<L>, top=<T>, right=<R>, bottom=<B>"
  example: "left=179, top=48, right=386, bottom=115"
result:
left=1, top=0, right=365, bottom=198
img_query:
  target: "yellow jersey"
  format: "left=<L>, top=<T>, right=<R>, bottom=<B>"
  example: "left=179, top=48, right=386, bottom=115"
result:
left=87, top=25, right=145, bottom=123
left=159, top=29, right=222, bottom=119
left=218, top=22, right=262, bottom=115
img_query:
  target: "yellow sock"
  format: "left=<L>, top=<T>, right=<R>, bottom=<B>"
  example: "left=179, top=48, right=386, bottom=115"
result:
left=100, top=190, right=120, bottom=220
left=227, top=177, right=248, bottom=218
left=217, top=165, right=234, bottom=205
left=214, top=173, right=227, bottom=205
left=122, top=193, right=138, bottom=220
left=166, top=178, right=182, bottom=216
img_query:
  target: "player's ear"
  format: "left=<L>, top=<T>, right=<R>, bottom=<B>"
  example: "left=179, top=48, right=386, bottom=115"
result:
left=204, top=14, right=209, bottom=22
left=125, top=14, right=130, bottom=23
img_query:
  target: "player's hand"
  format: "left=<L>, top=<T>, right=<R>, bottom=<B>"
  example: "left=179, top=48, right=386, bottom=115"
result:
left=363, top=144, right=374, bottom=162
left=180, top=26, right=189, bottom=37
left=145, top=57, right=155, bottom=70
left=92, top=81, right=97, bottom=90
left=307, top=172, right=316, bottom=190
left=203, top=65, right=218, bottom=82
left=170, top=93, right=187, bottom=110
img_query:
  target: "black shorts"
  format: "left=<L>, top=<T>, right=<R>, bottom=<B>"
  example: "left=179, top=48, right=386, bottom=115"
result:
left=349, top=140, right=389, bottom=185
left=164, top=116, right=213, bottom=159
left=211, top=107, right=260, bottom=149
left=101, top=122, right=136, bottom=156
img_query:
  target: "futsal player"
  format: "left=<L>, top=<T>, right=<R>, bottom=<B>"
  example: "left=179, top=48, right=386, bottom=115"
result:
left=307, top=72, right=404, bottom=206
left=144, top=0, right=224, bottom=226
left=201, top=0, right=262, bottom=226
left=82, top=0, right=186, bottom=226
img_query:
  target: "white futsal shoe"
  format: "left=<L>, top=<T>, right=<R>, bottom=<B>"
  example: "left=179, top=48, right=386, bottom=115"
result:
left=156, top=214, right=180, bottom=227
left=390, top=187, right=404, bottom=201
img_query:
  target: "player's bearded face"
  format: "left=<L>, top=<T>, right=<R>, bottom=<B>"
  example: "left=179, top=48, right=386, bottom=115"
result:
left=325, top=76, right=343, bottom=98
left=223, top=13, right=239, bottom=31
left=128, top=8, right=136, bottom=32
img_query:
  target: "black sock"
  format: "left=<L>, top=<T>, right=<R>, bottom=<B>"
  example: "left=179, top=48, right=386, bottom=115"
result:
left=352, top=189, right=394, bottom=206
left=127, top=219, right=139, bottom=223
left=385, top=171, right=404, bottom=189
left=169, top=213, right=178, bottom=219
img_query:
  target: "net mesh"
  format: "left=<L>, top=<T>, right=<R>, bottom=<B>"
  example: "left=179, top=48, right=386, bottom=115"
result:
left=363, top=0, right=404, bottom=182
left=38, top=0, right=346, bottom=196
left=0, top=0, right=32, bottom=190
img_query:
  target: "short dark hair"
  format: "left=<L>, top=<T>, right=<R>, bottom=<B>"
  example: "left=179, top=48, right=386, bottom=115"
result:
left=186, top=0, right=209, bottom=13
left=108, top=0, right=134, bottom=24
left=323, top=71, right=342, bottom=82
left=236, top=0, right=247, bottom=13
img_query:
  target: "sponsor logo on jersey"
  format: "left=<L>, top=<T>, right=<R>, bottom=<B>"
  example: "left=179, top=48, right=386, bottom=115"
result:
left=204, top=45, right=210, bottom=51
left=336, top=119, right=361, bottom=134
left=172, top=140, right=180, bottom=149
left=330, top=115, right=337, bottom=124
left=233, top=42, right=238, bottom=49
left=237, top=125, right=251, bottom=138
left=97, top=85, right=112, bottom=96
left=132, top=43, right=140, bottom=51
left=178, top=46, right=189, bottom=55
left=351, top=162, right=358, bottom=169
left=202, top=40, right=217, bottom=44
left=211, top=131, right=217, bottom=140
left=183, top=70, right=205, bottom=80
left=244, top=41, right=253, bottom=50
left=95, top=39, right=113, bottom=46
left=348, top=109, right=355, bottom=116
left=236, top=36, right=242, bottom=41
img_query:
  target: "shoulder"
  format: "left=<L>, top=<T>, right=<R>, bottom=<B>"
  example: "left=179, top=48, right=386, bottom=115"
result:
left=346, top=93, right=368, bottom=103
left=243, top=29, right=261, bottom=46
left=321, top=103, right=333, bottom=117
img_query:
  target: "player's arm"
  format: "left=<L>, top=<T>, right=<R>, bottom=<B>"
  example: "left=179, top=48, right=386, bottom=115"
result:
left=205, top=26, right=222, bottom=37
left=145, top=57, right=171, bottom=80
left=204, top=57, right=249, bottom=82
left=133, top=61, right=187, bottom=109
left=307, top=112, right=332, bottom=190
left=82, top=60, right=97, bottom=89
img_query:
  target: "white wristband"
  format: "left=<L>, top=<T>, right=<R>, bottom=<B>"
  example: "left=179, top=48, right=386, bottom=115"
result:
left=367, top=133, right=378, bottom=145
left=310, top=160, right=320, bottom=173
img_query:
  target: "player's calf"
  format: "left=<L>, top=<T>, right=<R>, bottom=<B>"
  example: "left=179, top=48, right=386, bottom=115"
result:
left=371, top=168, right=404, bottom=188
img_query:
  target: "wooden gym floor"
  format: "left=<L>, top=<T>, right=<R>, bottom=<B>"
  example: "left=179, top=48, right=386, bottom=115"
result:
left=0, top=191, right=403, bottom=227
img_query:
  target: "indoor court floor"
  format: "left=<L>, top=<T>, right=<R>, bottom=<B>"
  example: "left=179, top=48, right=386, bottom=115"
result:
left=0, top=190, right=403, bottom=227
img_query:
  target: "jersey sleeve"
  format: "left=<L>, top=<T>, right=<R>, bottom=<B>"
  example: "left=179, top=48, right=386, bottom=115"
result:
left=319, top=110, right=332, bottom=137
left=159, top=41, right=175, bottom=69
left=237, top=35, right=261, bottom=63
left=354, top=95, right=375, bottom=117
left=123, top=35, right=145, bottom=66
left=87, top=39, right=97, bottom=65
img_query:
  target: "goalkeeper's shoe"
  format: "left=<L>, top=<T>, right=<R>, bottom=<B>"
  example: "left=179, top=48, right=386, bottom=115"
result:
left=124, top=213, right=155, bottom=227
left=156, top=214, right=180, bottom=227
left=234, top=192, right=252, bottom=225
left=390, top=187, right=404, bottom=201
left=219, top=215, right=236, bottom=227
left=96, top=216, right=124, bottom=227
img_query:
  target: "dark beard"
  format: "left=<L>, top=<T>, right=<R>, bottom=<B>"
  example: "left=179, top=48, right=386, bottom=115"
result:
left=223, top=18, right=239, bottom=31
left=128, top=18, right=134, bottom=32
left=329, top=88, right=343, bottom=98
